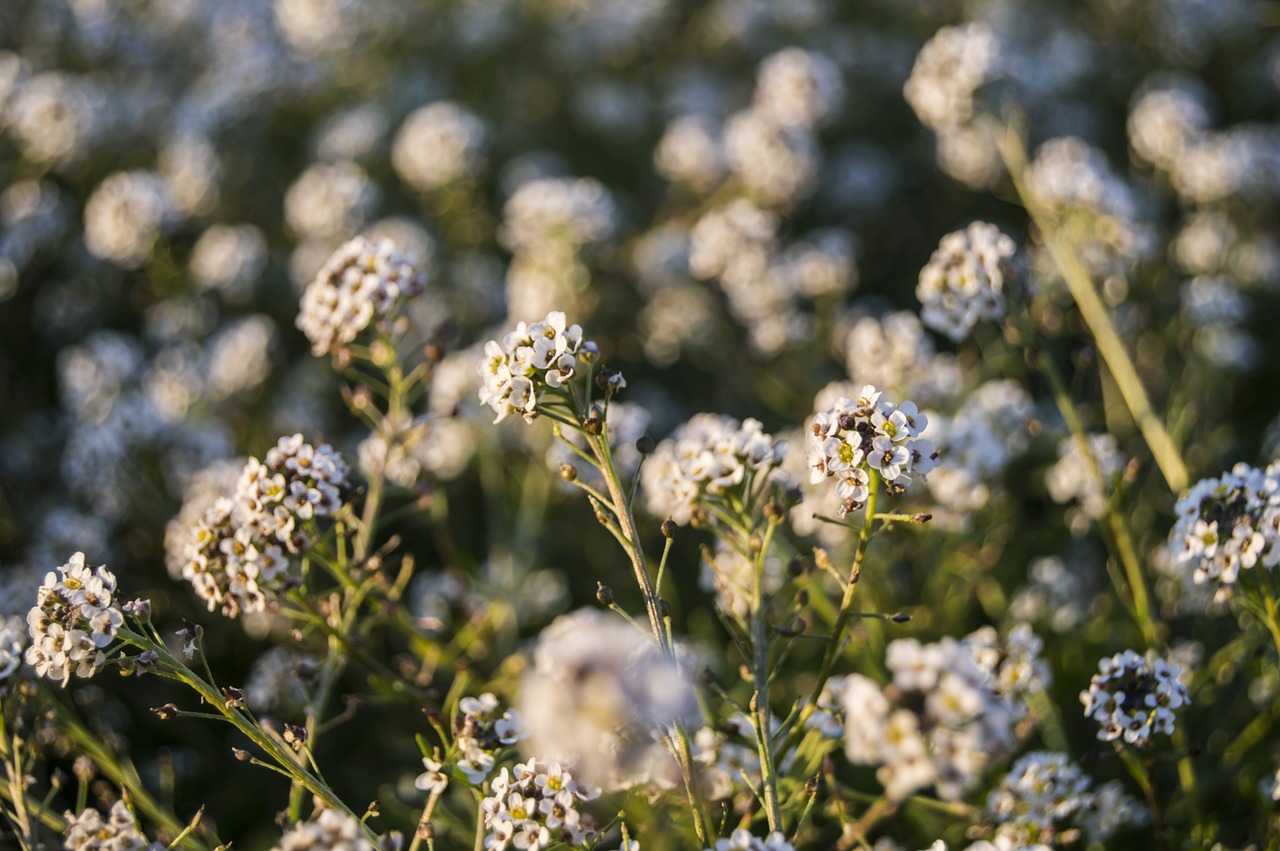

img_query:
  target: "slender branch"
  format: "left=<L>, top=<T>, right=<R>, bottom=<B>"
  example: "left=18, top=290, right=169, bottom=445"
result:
left=998, top=125, right=1188, bottom=494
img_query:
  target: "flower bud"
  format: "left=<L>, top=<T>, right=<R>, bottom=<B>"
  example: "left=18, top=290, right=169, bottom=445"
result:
left=635, top=435, right=655, bottom=455
left=660, top=519, right=677, bottom=539
left=560, top=463, right=578, bottom=482
left=233, top=748, right=251, bottom=762
left=153, top=704, right=180, bottom=720
left=583, top=416, right=603, bottom=435
left=596, top=584, right=615, bottom=606
left=124, top=598, right=152, bottom=620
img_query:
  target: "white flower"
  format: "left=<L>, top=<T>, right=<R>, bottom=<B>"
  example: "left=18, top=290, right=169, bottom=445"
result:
left=641, top=414, right=788, bottom=525
left=297, top=237, right=426, bottom=357
left=415, top=758, right=449, bottom=795
left=1080, top=651, right=1189, bottom=746
left=916, top=222, right=1018, bottom=342
left=24, top=553, right=123, bottom=686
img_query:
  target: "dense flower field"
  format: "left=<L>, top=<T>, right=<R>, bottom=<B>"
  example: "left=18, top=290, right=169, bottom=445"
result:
left=2, top=0, right=1280, bottom=849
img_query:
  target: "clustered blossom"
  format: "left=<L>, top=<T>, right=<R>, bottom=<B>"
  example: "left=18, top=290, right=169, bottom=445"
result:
left=271, top=808, right=376, bottom=851
left=986, top=751, right=1142, bottom=846
left=448, top=692, right=527, bottom=784
left=0, top=615, right=25, bottom=683
left=842, top=312, right=959, bottom=406
left=1168, top=461, right=1280, bottom=601
left=1080, top=650, right=1189, bottom=744
left=297, top=237, right=426, bottom=357
left=180, top=435, right=351, bottom=618
left=806, top=384, right=936, bottom=512
left=519, top=609, right=698, bottom=790
left=64, top=801, right=163, bottom=851
left=826, top=625, right=1047, bottom=801
left=1045, top=434, right=1123, bottom=521
left=1026, top=138, right=1154, bottom=279
left=640, top=414, right=788, bottom=525
left=24, top=553, right=124, bottom=686
left=480, top=759, right=601, bottom=851
left=925, top=380, right=1035, bottom=526
left=916, top=222, right=1018, bottom=342
left=392, top=101, right=488, bottom=193
left=477, top=311, right=598, bottom=424
left=704, top=829, right=795, bottom=851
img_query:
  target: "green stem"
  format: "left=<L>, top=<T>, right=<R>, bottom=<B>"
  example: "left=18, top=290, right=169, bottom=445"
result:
left=584, top=426, right=709, bottom=845
left=998, top=126, right=1187, bottom=494
left=751, top=517, right=784, bottom=833
left=781, top=474, right=879, bottom=755
left=1034, top=347, right=1160, bottom=649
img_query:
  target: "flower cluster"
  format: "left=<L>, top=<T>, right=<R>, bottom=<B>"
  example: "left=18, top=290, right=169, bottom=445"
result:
left=478, top=311, right=596, bottom=424
left=1081, top=650, right=1189, bottom=744
left=843, top=312, right=959, bottom=407
left=829, top=625, right=1046, bottom=801
left=986, top=751, right=1142, bottom=846
left=916, top=222, right=1018, bottom=342
left=640, top=414, right=788, bottom=525
left=1168, top=461, right=1280, bottom=601
left=64, top=801, right=163, bottom=851
left=392, top=101, right=487, bottom=193
left=480, top=759, right=601, bottom=850
left=296, top=237, right=426, bottom=357
left=1045, top=434, right=1123, bottom=521
left=704, top=829, right=795, bottom=851
left=24, top=553, right=124, bottom=686
left=805, top=385, right=935, bottom=511
left=271, top=808, right=376, bottom=851
left=1026, top=137, right=1154, bottom=280
left=925, top=380, right=1035, bottom=527
left=0, top=615, right=25, bottom=684
left=179, top=435, right=351, bottom=618
left=519, top=609, right=698, bottom=789
left=451, top=692, right=526, bottom=784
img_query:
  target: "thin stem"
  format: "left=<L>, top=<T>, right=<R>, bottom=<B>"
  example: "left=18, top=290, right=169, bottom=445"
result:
left=751, top=516, right=784, bottom=833
left=781, top=476, right=879, bottom=755
left=1034, top=348, right=1160, bottom=649
left=583, top=425, right=709, bottom=844
left=998, top=125, right=1188, bottom=494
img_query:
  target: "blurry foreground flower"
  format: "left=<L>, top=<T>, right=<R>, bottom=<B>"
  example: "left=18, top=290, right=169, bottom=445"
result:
left=64, top=800, right=163, bottom=851
left=272, top=808, right=381, bottom=851
left=519, top=609, right=697, bottom=790
left=828, top=625, right=1046, bottom=801
left=25, top=553, right=123, bottom=686
left=705, top=829, right=795, bottom=851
